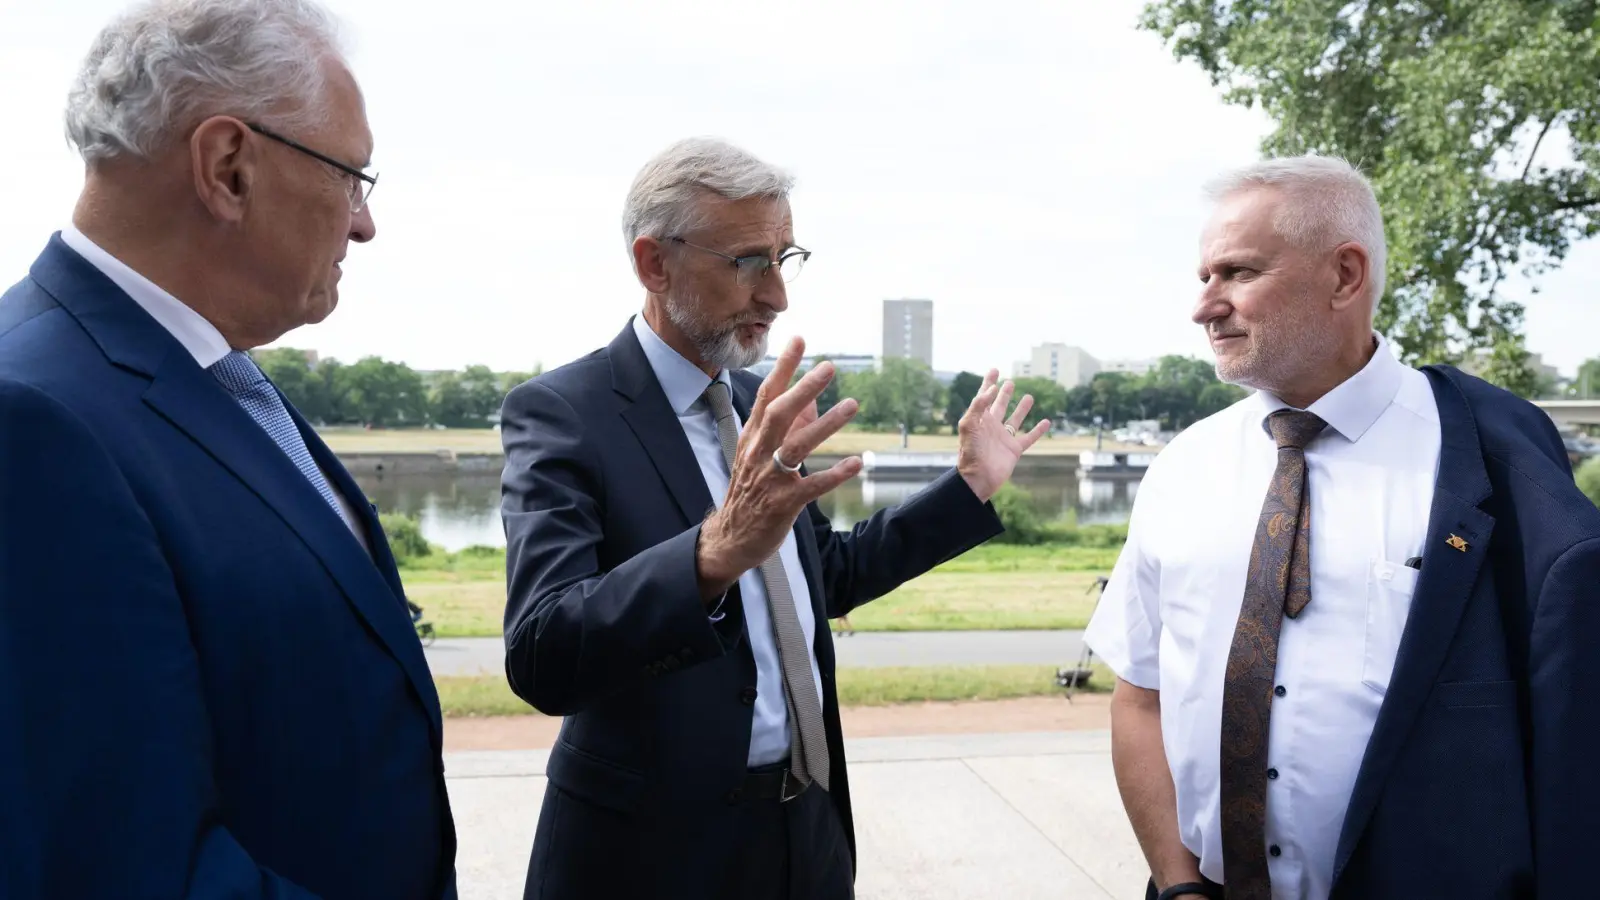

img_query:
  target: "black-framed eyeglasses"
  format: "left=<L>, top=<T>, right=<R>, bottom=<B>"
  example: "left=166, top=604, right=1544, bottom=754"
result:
left=246, top=122, right=378, bottom=213
left=671, top=237, right=810, bottom=287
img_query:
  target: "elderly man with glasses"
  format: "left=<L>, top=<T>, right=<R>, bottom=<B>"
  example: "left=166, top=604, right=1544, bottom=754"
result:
left=497, top=136, right=1049, bottom=900
left=0, top=1, right=454, bottom=898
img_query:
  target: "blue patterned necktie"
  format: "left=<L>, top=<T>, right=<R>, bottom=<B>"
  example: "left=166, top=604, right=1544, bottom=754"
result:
left=209, top=350, right=344, bottom=518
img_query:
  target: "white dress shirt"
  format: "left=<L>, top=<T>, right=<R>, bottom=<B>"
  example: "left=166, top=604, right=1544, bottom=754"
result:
left=59, top=225, right=371, bottom=552
left=632, top=314, right=826, bottom=768
left=1083, top=334, right=1441, bottom=899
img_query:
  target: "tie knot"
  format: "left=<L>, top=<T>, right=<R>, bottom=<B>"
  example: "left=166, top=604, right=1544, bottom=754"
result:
left=209, top=350, right=268, bottom=396
left=702, top=380, right=735, bottom=420
left=1267, top=409, right=1326, bottom=450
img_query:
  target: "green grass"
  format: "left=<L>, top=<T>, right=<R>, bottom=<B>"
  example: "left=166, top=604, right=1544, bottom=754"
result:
left=401, top=541, right=1124, bottom=637
left=435, top=663, right=1113, bottom=717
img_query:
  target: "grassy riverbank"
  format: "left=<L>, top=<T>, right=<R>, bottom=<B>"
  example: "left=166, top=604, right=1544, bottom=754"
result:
left=436, top=663, right=1114, bottom=717
left=399, top=537, right=1125, bottom=638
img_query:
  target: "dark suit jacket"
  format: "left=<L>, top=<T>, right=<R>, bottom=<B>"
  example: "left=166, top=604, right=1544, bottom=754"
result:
left=0, top=235, right=456, bottom=899
left=499, top=319, right=1005, bottom=898
left=1326, top=365, right=1600, bottom=898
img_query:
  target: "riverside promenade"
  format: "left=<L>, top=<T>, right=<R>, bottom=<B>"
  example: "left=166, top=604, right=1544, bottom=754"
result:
left=444, top=730, right=1148, bottom=899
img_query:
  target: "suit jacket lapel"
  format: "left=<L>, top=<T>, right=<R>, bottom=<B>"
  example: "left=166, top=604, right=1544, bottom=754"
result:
left=1332, top=365, right=1495, bottom=882
left=610, top=324, right=715, bottom=526
left=142, top=357, right=442, bottom=737
left=295, top=406, right=444, bottom=737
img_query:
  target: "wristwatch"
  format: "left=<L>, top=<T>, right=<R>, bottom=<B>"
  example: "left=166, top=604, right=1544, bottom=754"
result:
left=1157, top=882, right=1224, bottom=900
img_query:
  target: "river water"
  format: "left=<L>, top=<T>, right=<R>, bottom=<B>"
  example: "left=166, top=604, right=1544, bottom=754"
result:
left=353, top=469, right=1140, bottom=552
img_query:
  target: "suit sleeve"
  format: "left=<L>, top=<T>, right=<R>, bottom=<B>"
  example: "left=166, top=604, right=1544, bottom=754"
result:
left=0, top=380, right=320, bottom=899
left=1529, top=535, right=1600, bottom=894
left=804, top=468, right=1004, bottom=620
left=499, top=381, right=740, bottom=716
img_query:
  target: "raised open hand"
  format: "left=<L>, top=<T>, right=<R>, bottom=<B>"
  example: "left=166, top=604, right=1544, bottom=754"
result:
left=956, top=368, right=1050, bottom=503
left=695, top=337, right=862, bottom=598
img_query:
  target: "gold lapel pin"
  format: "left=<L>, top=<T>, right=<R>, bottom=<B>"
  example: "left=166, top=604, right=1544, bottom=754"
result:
left=1446, top=534, right=1469, bottom=552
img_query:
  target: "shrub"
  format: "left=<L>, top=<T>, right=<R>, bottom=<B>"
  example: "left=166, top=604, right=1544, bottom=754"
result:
left=379, top=512, right=431, bottom=564
left=1578, top=456, right=1600, bottom=509
left=990, top=482, right=1047, bottom=545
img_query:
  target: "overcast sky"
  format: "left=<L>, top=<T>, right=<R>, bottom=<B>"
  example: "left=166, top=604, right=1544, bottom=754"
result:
left=4, top=0, right=1595, bottom=377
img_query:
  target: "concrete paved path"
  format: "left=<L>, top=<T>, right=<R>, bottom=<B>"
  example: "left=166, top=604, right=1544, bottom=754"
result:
left=445, top=730, right=1147, bottom=899
left=426, top=630, right=1089, bottom=676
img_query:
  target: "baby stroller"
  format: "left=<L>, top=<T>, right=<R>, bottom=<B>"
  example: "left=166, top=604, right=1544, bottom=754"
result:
left=408, top=600, right=436, bottom=647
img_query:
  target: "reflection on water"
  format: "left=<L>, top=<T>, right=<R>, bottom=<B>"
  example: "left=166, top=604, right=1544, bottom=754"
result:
left=356, top=471, right=1140, bottom=551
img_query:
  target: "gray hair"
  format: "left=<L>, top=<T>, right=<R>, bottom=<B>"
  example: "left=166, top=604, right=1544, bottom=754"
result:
left=1204, top=155, right=1388, bottom=305
left=64, top=0, right=347, bottom=164
left=622, top=137, right=795, bottom=249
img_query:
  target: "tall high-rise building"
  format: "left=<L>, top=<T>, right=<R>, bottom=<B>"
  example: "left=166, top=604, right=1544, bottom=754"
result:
left=881, top=298, right=934, bottom=369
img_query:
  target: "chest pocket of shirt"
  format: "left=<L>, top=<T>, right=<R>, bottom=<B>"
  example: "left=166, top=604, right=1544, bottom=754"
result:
left=1363, top=558, right=1419, bottom=695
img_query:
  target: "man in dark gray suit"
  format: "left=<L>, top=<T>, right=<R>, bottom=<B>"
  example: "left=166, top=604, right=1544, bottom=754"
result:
left=499, top=136, right=1048, bottom=900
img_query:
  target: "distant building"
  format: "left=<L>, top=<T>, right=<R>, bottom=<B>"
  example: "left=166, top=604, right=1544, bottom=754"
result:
left=1016, top=342, right=1100, bottom=389
left=1459, top=349, right=1563, bottom=388
left=746, top=353, right=878, bottom=378
left=881, top=298, right=934, bottom=370
left=1101, top=357, right=1157, bottom=377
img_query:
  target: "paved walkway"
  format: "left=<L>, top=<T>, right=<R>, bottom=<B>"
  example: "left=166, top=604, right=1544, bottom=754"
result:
left=445, top=730, right=1146, bottom=899
left=425, top=630, right=1090, bottom=676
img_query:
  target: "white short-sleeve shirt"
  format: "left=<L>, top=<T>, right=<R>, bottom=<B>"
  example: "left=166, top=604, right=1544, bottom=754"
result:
left=1083, top=334, right=1441, bottom=899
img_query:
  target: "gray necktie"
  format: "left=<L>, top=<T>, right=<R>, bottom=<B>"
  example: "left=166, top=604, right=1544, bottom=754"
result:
left=702, top=380, right=830, bottom=791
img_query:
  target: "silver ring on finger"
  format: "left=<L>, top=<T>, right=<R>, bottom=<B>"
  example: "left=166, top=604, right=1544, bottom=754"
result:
left=1004, top=423, right=1016, bottom=437
left=772, top=448, right=804, bottom=475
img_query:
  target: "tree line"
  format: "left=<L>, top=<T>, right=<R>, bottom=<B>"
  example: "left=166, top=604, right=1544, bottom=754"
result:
left=253, top=346, right=1251, bottom=433
left=808, top=355, right=1250, bottom=435
left=251, top=348, right=538, bottom=428
left=256, top=344, right=1598, bottom=434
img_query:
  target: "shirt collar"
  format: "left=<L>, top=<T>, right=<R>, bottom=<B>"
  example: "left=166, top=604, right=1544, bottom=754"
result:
left=631, top=313, right=730, bottom=416
left=1251, top=332, right=1405, bottom=444
left=59, top=224, right=234, bottom=369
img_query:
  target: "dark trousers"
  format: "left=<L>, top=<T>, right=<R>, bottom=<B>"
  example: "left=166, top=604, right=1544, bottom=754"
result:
left=722, top=772, right=854, bottom=900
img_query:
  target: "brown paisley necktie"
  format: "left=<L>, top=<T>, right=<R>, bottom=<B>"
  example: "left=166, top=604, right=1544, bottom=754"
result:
left=1219, top=408, right=1326, bottom=900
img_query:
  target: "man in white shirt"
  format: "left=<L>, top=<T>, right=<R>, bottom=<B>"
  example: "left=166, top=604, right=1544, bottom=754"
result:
left=0, top=1, right=454, bottom=897
left=1087, top=156, right=1600, bottom=900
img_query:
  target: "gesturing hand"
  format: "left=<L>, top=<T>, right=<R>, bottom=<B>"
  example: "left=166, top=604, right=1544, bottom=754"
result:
left=695, top=337, right=862, bottom=599
left=956, top=368, right=1050, bottom=503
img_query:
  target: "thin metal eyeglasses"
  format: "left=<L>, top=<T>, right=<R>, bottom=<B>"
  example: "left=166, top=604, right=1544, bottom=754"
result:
left=670, top=237, right=810, bottom=287
left=246, top=122, right=378, bottom=213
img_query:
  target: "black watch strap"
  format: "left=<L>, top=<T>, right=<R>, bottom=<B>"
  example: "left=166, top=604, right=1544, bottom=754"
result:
left=1157, top=882, right=1223, bottom=900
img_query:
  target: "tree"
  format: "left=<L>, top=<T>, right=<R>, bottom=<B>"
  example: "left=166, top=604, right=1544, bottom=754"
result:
left=1571, top=356, right=1600, bottom=398
left=251, top=348, right=328, bottom=423
left=1140, top=0, right=1600, bottom=397
left=843, top=359, right=946, bottom=433
left=1010, top=377, right=1069, bottom=430
left=337, top=356, right=429, bottom=427
left=945, top=371, right=984, bottom=434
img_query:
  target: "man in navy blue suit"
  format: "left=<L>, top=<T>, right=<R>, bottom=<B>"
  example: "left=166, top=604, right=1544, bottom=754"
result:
left=498, top=137, right=1050, bottom=899
left=0, top=1, right=454, bottom=897
left=1087, top=155, right=1600, bottom=900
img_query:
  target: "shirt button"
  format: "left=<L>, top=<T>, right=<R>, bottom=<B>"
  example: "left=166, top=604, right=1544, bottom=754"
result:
left=739, top=687, right=758, bottom=705
left=1274, top=685, right=1287, bottom=697
left=1269, top=845, right=1282, bottom=857
left=1267, top=767, right=1279, bottom=780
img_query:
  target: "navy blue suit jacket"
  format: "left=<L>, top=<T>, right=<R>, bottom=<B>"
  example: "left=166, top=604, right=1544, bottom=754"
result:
left=1327, top=365, right=1600, bottom=898
left=0, top=235, right=456, bottom=899
left=499, top=321, right=1005, bottom=898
